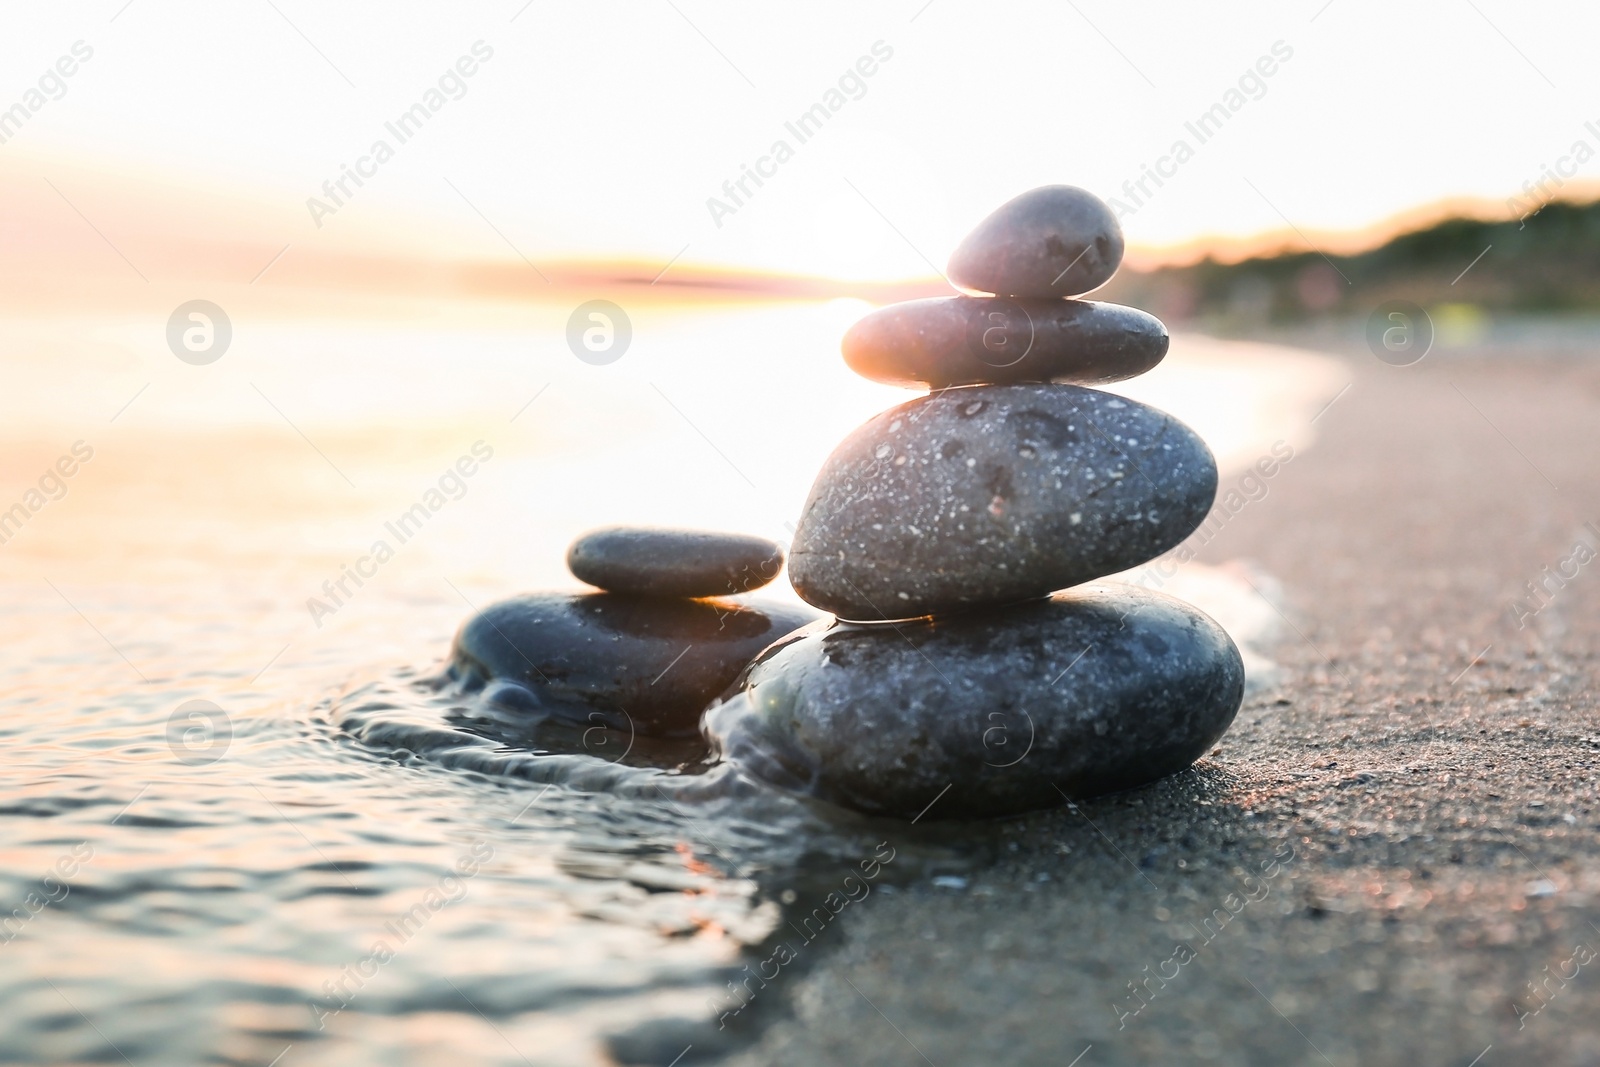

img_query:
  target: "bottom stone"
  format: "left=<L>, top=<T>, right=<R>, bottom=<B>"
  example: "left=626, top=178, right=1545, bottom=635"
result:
left=447, top=593, right=822, bottom=737
left=703, top=585, right=1244, bottom=819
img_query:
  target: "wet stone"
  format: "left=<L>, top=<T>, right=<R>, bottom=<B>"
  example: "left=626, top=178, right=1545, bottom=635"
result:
left=948, top=185, right=1125, bottom=298
left=787, top=383, right=1217, bottom=620
left=568, top=527, right=785, bottom=599
left=841, top=296, right=1167, bottom=390
left=704, top=585, right=1245, bottom=820
left=447, top=593, right=823, bottom=737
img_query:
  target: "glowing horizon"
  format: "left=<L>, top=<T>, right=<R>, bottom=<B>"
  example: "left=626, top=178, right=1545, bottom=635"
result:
left=4, top=141, right=1597, bottom=318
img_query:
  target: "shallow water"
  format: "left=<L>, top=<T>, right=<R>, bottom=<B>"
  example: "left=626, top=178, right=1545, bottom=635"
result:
left=0, top=301, right=1343, bottom=1064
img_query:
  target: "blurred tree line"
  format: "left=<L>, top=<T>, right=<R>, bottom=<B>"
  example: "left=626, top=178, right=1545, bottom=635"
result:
left=1098, top=199, right=1600, bottom=326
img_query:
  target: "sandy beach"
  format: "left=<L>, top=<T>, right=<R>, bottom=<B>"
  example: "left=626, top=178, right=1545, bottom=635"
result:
left=695, top=337, right=1600, bottom=1067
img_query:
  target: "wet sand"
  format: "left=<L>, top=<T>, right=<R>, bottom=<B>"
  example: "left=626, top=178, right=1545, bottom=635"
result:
left=705, top=339, right=1600, bottom=1066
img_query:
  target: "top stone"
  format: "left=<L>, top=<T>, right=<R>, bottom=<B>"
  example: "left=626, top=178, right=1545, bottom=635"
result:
left=567, top=526, right=785, bottom=599
left=948, top=185, right=1124, bottom=298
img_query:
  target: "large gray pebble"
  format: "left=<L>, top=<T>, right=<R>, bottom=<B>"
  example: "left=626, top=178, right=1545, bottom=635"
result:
left=448, top=593, right=822, bottom=737
left=949, top=185, right=1124, bottom=298
left=788, top=384, right=1216, bottom=620
left=842, top=296, right=1167, bottom=389
left=704, top=585, right=1245, bottom=819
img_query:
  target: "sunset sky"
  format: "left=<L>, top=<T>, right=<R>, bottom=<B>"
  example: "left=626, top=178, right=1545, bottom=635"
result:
left=2, top=0, right=1598, bottom=285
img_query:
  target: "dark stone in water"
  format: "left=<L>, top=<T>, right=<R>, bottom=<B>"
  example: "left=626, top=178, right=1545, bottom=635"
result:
left=704, top=586, right=1244, bottom=819
left=841, top=296, right=1167, bottom=390
left=948, top=184, right=1124, bottom=298
left=568, top=526, right=785, bottom=598
left=788, top=384, right=1217, bottom=620
left=448, top=593, right=822, bottom=737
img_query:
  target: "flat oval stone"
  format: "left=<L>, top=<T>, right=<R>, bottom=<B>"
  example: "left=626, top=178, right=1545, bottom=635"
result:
left=788, top=384, right=1216, bottom=620
left=704, top=586, right=1244, bottom=819
left=567, top=527, right=784, bottom=598
left=448, top=593, right=822, bottom=736
left=841, top=296, right=1167, bottom=389
left=949, top=185, right=1124, bottom=298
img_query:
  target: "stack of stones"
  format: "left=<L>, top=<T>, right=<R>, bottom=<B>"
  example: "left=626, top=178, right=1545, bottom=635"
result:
left=447, top=528, right=818, bottom=737
left=705, top=186, right=1245, bottom=820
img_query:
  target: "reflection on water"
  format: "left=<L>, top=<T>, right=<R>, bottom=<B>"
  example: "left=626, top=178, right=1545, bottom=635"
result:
left=0, top=300, right=1343, bottom=1063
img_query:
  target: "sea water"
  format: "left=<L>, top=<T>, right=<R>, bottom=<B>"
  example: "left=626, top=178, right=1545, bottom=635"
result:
left=0, top=299, right=1344, bottom=1064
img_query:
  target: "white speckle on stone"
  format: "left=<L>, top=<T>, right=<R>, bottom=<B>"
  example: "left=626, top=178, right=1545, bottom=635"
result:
left=1105, top=399, right=1126, bottom=409
left=966, top=457, right=976, bottom=468
left=1069, top=512, right=1082, bottom=525
left=1525, top=879, right=1558, bottom=898
left=874, top=444, right=893, bottom=459
left=897, top=591, right=910, bottom=600
left=889, top=419, right=903, bottom=433
left=894, top=454, right=907, bottom=465
left=932, top=875, right=968, bottom=890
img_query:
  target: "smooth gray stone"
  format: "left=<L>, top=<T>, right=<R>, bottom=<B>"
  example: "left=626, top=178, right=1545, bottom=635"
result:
left=841, top=296, right=1167, bottom=389
left=949, top=185, right=1124, bottom=298
left=788, top=384, right=1216, bottom=620
left=704, top=586, right=1244, bottom=819
left=568, top=526, right=784, bottom=598
left=447, top=593, right=822, bottom=736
